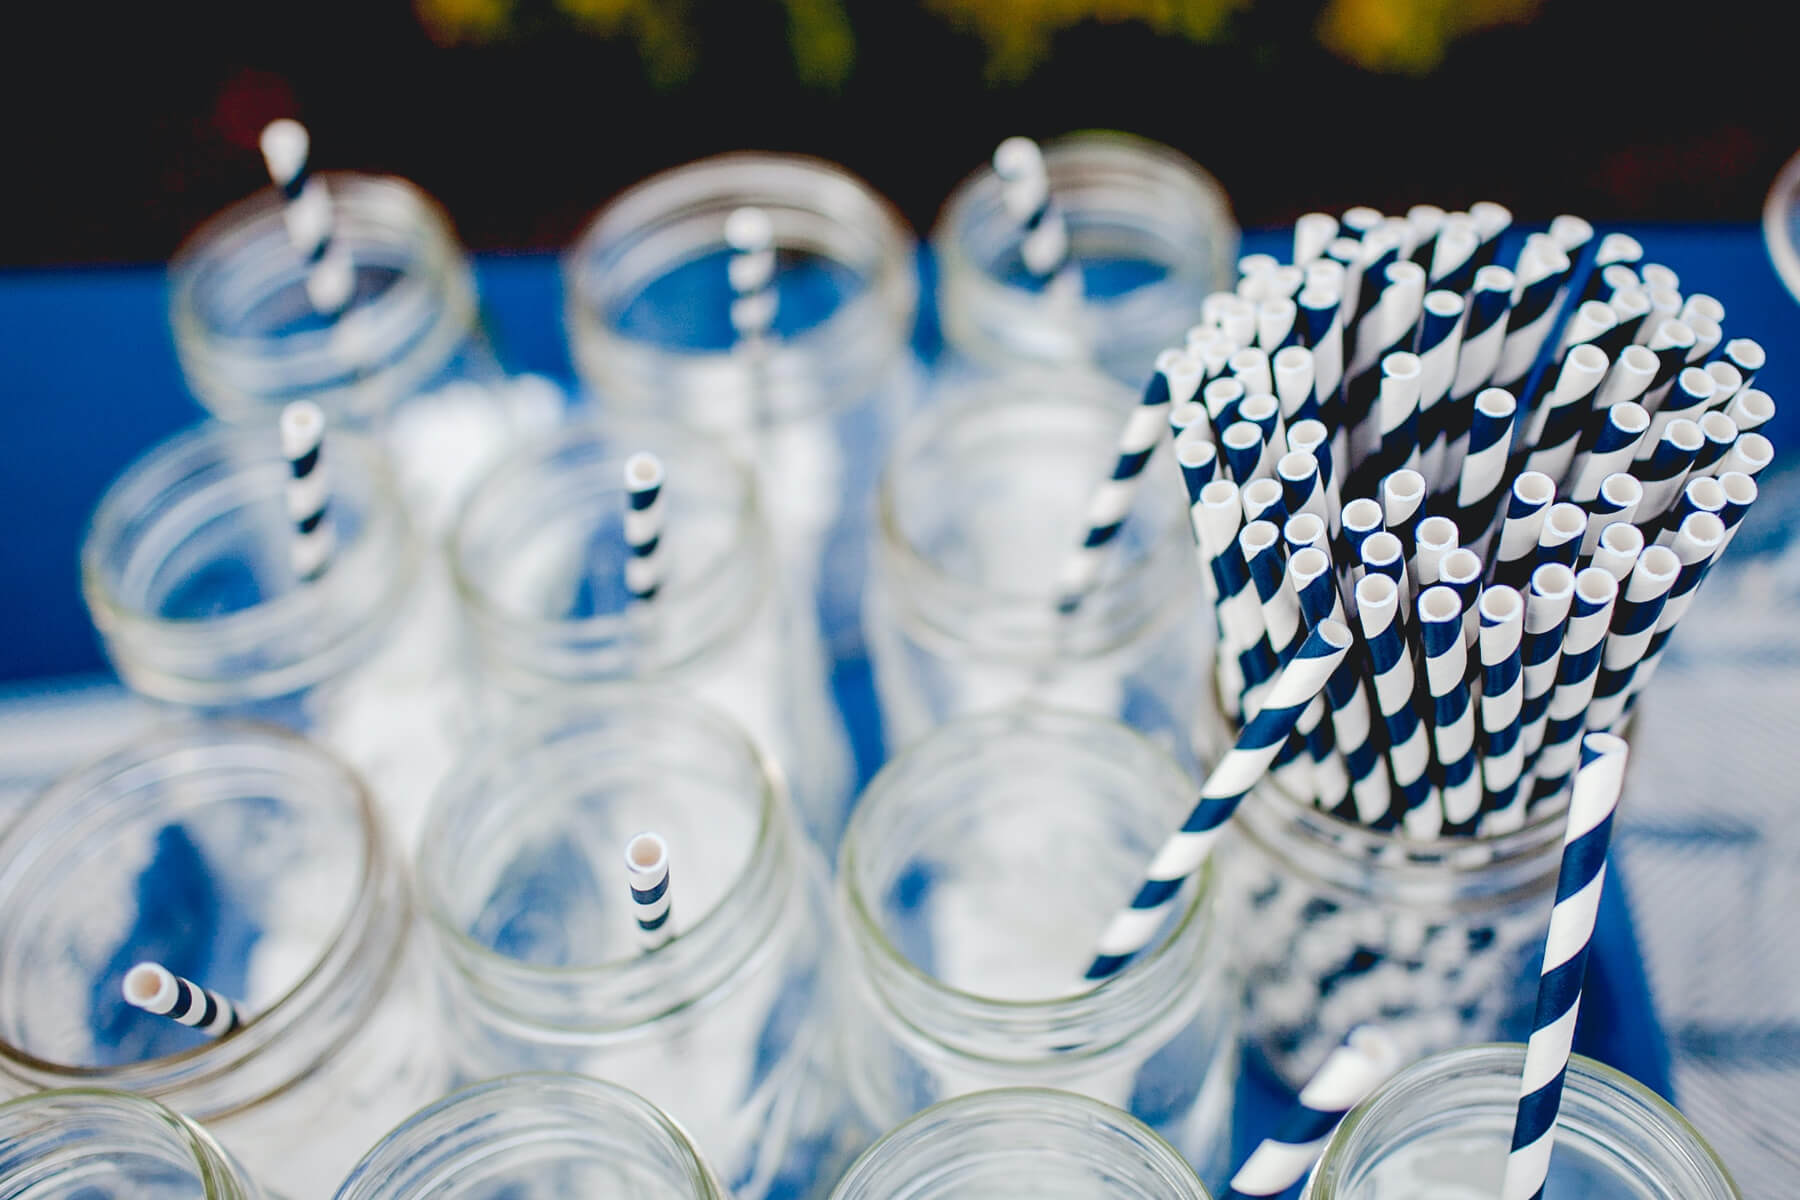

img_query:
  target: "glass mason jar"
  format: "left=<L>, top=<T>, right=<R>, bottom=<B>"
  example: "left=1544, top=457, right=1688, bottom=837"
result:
left=81, top=419, right=466, bottom=845
left=0, top=1089, right=268, bottom=1200
left=831, top=1087, right=1213, bottom=1200
left=933, top=131, right=1237, bottom=384
left=0, top=724, right=444, bottom=1199
left=564, top=152, right=922, bottom=665
left=1303, top=1045, right=1740, bottom=1199
left=334, top=1074, right=732, bottom=1200
left=170, top=171, right=550, bottom=535
left=866, top=372, right=1213, bottom=770
left=450, top=415, right=853, bottom=851
left=1217, top=779, right=1566, bottom=1090
left=835, top=708, right=1239, bottom=1190
left=416, top=687, right=853, bottom=1200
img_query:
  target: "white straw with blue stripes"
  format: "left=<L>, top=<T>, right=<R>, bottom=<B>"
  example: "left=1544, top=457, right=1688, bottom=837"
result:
left=280, top=401, right=334, bottom=582
left=625, top=832, right=674, bottom=950
left=1355, top=572, right=1433, bottom=834
left=622, top=452, right=666, bottom=606
left=1525, top=568, right=1620, bottom=806
left=993, top=137, right=1079, bottom=298
left=1583, top=547, right=1679, bottom=734
left=1618, top=513, right=1725, bottom=721
left=122, top=962, right=241, bottom=1038
left=725, top=207, right=779, bottom=343
left=1502, top=732, right=1628, bottom=1200
left=1289, top=547, right=1389, bottom=823
left=1515, top=563, right=1576, bottom=789
left=259, top=120, right=354, bottom=314
left=1419, top=585, right=1480, bottom=831
left=1477, top=586, right=1527, bottom=828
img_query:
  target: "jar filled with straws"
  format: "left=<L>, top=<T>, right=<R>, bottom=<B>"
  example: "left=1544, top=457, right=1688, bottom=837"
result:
left=0, top=1089, right=271, bottom=1200
left=865, top=365, right=1216, bottom=768
left=834, top=708, right=1239, bottom=1188
left=334, top=1074, right=733, bottom=1200
left=171, top=121, right=545, bottom=536
left=564, top=153, right=922, bottom=666
left=934, top=131, right=1237, bottom=384
left=414, top=687, right=853, bottom=1200
left=830, top=1088, right=1212, bottom=1200
left=80, top=412, right=465, bottom=843
left=1301, top=1045, right=1740, bottom=1198
left=0, top=724, right=443, bottom=1197
left=450, top=415, right=853, bottom=850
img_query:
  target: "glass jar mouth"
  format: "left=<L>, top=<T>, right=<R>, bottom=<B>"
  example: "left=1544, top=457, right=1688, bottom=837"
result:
left=874, top=375, right=1195, bottom=659
left=448, top=417, right=766, bottom=679
left=79, top=420, right=418, bottom=706
left=838, top=707, right=1215, bottom=1055
left=0, top=722, right=393, bottom=1110
left=415, top=687, right=789, bottom=1027
left=563, top=151, right=918, bottom=425
left=0, top=1088, right=249, bottom=1199
left=168, top=173, right=477, bottom=425
left=335, top=1072, right=725, bottom=1200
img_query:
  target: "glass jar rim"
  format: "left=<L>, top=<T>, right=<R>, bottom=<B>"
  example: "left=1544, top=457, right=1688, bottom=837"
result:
left=0, top=721, right=395, bottom=1107
left=0, top=1087, right=251, bottom=1199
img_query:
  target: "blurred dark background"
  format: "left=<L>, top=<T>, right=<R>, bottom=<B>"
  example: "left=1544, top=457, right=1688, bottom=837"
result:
left=6, top=0, right=1796, bottom=266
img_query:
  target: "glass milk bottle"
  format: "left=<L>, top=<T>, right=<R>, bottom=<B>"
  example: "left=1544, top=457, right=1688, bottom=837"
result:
left=564, top=152, right=922, bottom=665
left=81, top=419, right=464, bottom=844
left=415, top=687, right=853, bottom=1200
left=934, top=131, right=1237, bottom=384
left=834, top=708, right=1239, bottom=1190
left=865, top=371, right=1213, bottom=769
left=334, top=1074, right=732, bottom=1200
left=831, top=1088, right=1213, bottom=1200
left=170, top=170, right=549, bottom=535
left=1303, top=1045, right=1740, bottom=1199
left=0, top=724, right=444, bottom=1198
left=0, top=1089, right=269, bottom=1200
left=450, top=415, right=852, bottom=850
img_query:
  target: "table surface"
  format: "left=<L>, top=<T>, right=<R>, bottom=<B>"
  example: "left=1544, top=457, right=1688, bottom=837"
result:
left=3, top=224, right=1796, bottom=1191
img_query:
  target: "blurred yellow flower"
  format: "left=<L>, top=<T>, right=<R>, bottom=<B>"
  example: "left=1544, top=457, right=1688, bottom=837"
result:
left=1316, top=0, right=1542, bottom=74
left=927, top=0, right=1248, bottom=79
left=415, top=0, right=513, bottom=46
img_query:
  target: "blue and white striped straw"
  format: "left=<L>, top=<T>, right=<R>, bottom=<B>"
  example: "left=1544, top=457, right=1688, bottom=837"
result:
left=1428, top=212, right=1481, bottom=291
left=622, top=452, right=666, bottom=606
left=1715, top=433, right=1773, bottom=483
left=1469, top=201, right=1513, bottom=271
left=992, top=137, right=1076, bottom=293
left=1690, top=411, right=1738, bottom=478
left=1294, top=212, right=1340, bottom=266
left=1297, top=281, right=1346, bottom=415
left=122, top=961, right=241, bottom=1038
left=1477, top=585, right=1527, bottom=827
left=1413, top=290, right=1465, bottom=488
left=1241, top=521, right=1302, bottom=665
left=1223, top=1026, right=1405, bottom=1199
left=1290, top=547, right=1389, bottom=824
left=1359, top=530, right=1410, bottom=613
left=1492, top=236, right=1573, bottom=393
left=259, top=119, right=354, bottom=314
left=1520, top=344, right=1609, bottom=483
left=1568, top=401, right=1649, bottom=505
left=1230, top=347, right=1275, bottom=400
left=1243, top=389, right=1288, bottom=462
left=1722, top=388, right=1775, bottom=438
left=1633, top=418, right=1704, bottom=521
left=1526, top=568, right=1619, bottom=806
left=1419, top=585, right=1481, bottom=831
left=1085, top=620, right=1351, bottom=981
left=1286, top=417, right=1342, bottom=532
left=1550, top=299, right=1618, bottom=364
left=1619, top=513, right=1725, bottom=719
left=280, top=400, right=334, bottom=582
left=725, top=207, right=779, bottom=343
left=1502, top=732, right=1628, bottom=1200
left=1447, top=266, right=1515, bottom=406
left=1278, top=450, right=1328, bottom=530
left=1411, top=515, right=1459, bottom=593
left=1371, top=352, right=1423, bottom=480
left=1583, top=547, right=1679, bottom=734
left=1640, top=320, right=1697, bottom=409
left=1380, top=468, right=1427, bottom=564
left=1204, top=377, right=1247, bottom=430
left=1452, top=387, right=1517, bottom=549
left=1652, top=475, right=1726, bottom=549
left=1355, top=572, right=1432, bottom=833
left=1491, top=473, right=1556, bottom=591
left=1223, top=422, right=1271, bottom=486
left=1439, top=547, right=1484, bottom=650
left=625, top=832, right=674, bottom=950
left=1241, top=477, right=1287, bottom=528
left=1574, top=233, right=1643, bottom=306
left=1273, top=346, right=1322, bottom=426
left=1257, top=298, right=1301, bottom=352
left=1196, top=480, right=1279, bottom=713
left=1595, top=344, right=1657, bottom=410
left=1589, top=522, right=1643, bottom=584
left=1722, top=338, right=1764, bottom=394
left=1338, top=497, right=1385, bottom=589
left=1714, top=471, right=1758, bottom=552
left=1517, top=563, right=1577, bottom=767
left=1578, top=473, right=1642, bottom=559
left=1406, top=204, right=1446, bottom=268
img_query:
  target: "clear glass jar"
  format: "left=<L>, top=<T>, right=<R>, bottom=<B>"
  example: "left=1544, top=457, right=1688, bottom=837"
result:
left=334, top=1073, right=732, bottom=1200
left=831, top=1087, right=1213, bottom=1200
left=451, top=415, right=853, bottom=850
left=0, top=1089, right=268, bottom=1199
left=835, top=708, right=1239, bottom=1190
left=564, top=152, right=922, bottom=663
left=80, top=419, right=466, bottom=844
left=933, top=131, right=1237, bottom=384
left=169, top=172, right=550, bottom=537
left=0, top=724, right=444, bottom=1198
left=1217, top=778, right=1566, bottom=1089
left=416, top=687, right=853, bottom=1200
left=866, top=372, right=1214, bottom=771
left=1303, top=1045, right=1740, bottom=1199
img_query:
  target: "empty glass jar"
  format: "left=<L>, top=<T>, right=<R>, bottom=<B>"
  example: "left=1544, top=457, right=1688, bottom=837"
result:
left=450, top=415, right=853, bottom=850
left=0, top=724, right=443, bottom=1198
left=834, top=708, right=1239, bottom=1189
left=81, top=418, right=465, bottom=844
left=0, top=1089, right=268, bottom=1199
left=1304, top=1045, right=1740, bottom=1199
left=934, top=131, right=1237, bottom=383
left=830, top=1088, right=1213, bottom=1200
left=565, top=151, right=922, bottom=665
left=334, top=1074, right=731, bottom=1200
left=866, top=371, right=1213, bottom=770
left=170, top=170, right=545, bottom=534
left=416, top=687, right=855, bottom=1200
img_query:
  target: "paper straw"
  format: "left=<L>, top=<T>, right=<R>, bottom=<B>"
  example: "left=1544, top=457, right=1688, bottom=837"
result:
left=1279, top=450, right=1328, bottom=529
left=1620, top=513, right=1726, bottom=717
left=992, top=137, right=1076, bottom=291
left=1640, top=320, right=1697, bottom=409
left=1723, top=389, right=1774, bottom=436
left=1219, top=298, right=1258, bottom=353
left=1297, top=283, right=1346, bottom=422
left=1522, top=344, right=1609, bottom=482
left=1597, top=288, right=1651, bottom=357
left=1294, top=213, right=1340, bottom=266
left=1274, top=346, right=1323, bottom=426
left=1550, top=299, right=1617, bottom=362
left=122, top=962, right=241, bottom=1037
left=1197, top=480, right=1279, bottom=710
left=1593, top=344, right=1656, bottom=413
left=1338, top=497, right=1385, bottom=586
left=1444, top=267, right=1516, bottom=466
left=1205, top=377, right=1247, bottom=430
left=1223, top=422, right=1272, bottom=486
left=1258, top=299, right=1301, bottom=352
left=1241, top=477, right=1288, bottom=527
left=1243, top=391, right=1288, bottom=462
left=1380, top=469, right=1427, bottom=563
left=1452, top=387, right=1517, bottom=548
left=1414, top=290, right=1466, bottom=486
left=1476, top=585, right=1527, bottom=826
left=258, top=119, right=354, bottom=314
left=1491, top=473, right=1556, bottom=591
left=1407, top=204, right=1446, bottom=266
left=1703, top=361, right=1743, bottom=408
left=1578, top=473, right=1642, bottom=559
left=1715, top=471, right=1758, bottom=552
left=1176, top=426, right=1220, bottom=498
left=1360, top=531, right=1410, bottom=614
left=1517, top=563, right=1577, bottom=766
left=1679, top=292, right=1724, bottom=327
left=1169, top=398, right=1207, bottom=439
left=1412, top=514, right=1459, bottom=594
left=1085, top=621, right=1351, bottom=981
left=1439, top=547, right=1484, bottom=649
left=280, top=400, right=335, bottom=582
left=1188, top=325, right=1235, bottom=382
left=1721, top=338, right=1764, bottom=393
left=1239, top=252, right=1281, bottom=284
left=1525, top=568, right=1619, bottom=806
left=1492, top=236, right=1573, bottom=393
left=1639, top=262, right=1679, bottom=294
left=1342, top=205, right=1384, bottom=241
left=1639, top=288, right=1682, bottom=346
left=1568, top=402, right=1649, bottom=505
left=1428, top=212, right=1481, bottom=291
left=1589, top=521, right=1644, bottom=584
left=1371, top=352, right=1424, bottom=480
left=1574, top=233, right=1643, bottom=306
left=1290, top=547, right=1389, bottom=824
left=1690, top=411, right=1739, bottom=477
left=1653, top=476, right=1726, bottom=548
left=1531, top=503, right=1586, bottom=576
left=1583, top=546, right=1680, bottom=733
left=1242, top=521, right=1302, bottom=665
left=1642, top=367, right=1712, bottom=449
left=1420, top=585, right=1481, bottom=830
left=1054, top=350, right=1191, bottom=612
left=1356, top=572, right=1432, bottom=832
left=1685, top=315, right=1723, bottom=365
left=622, top=451, right=666, bottom=606
left=1633, top=418, right=1704, bottom=520
left=725, top=207, right=779, bottom=342
left=1224, top=1026, right=1406, bottom=1199
left=1203, top=291, right=1244, bottom=329
left=1288, top=418, right=1342, bottom=531
left=1502, top=732, right=1628, bottom=1200
left=1469, top=201, right=1513, bottom=270
left=1346, top=264, right=1426, bottom=465
left=625, top=832, right=675, bottom=950
left=1714, top=431, right=1772, bottom=482
left=1230, top=347, right=1275, bottom=402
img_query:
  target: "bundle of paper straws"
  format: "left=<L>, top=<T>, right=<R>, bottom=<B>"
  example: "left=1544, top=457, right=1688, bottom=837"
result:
left=1146, top=204, right=1771, bottom=838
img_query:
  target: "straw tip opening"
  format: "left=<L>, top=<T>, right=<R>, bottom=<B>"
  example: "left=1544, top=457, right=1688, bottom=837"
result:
left=625, top=832, right=669, bottom=872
